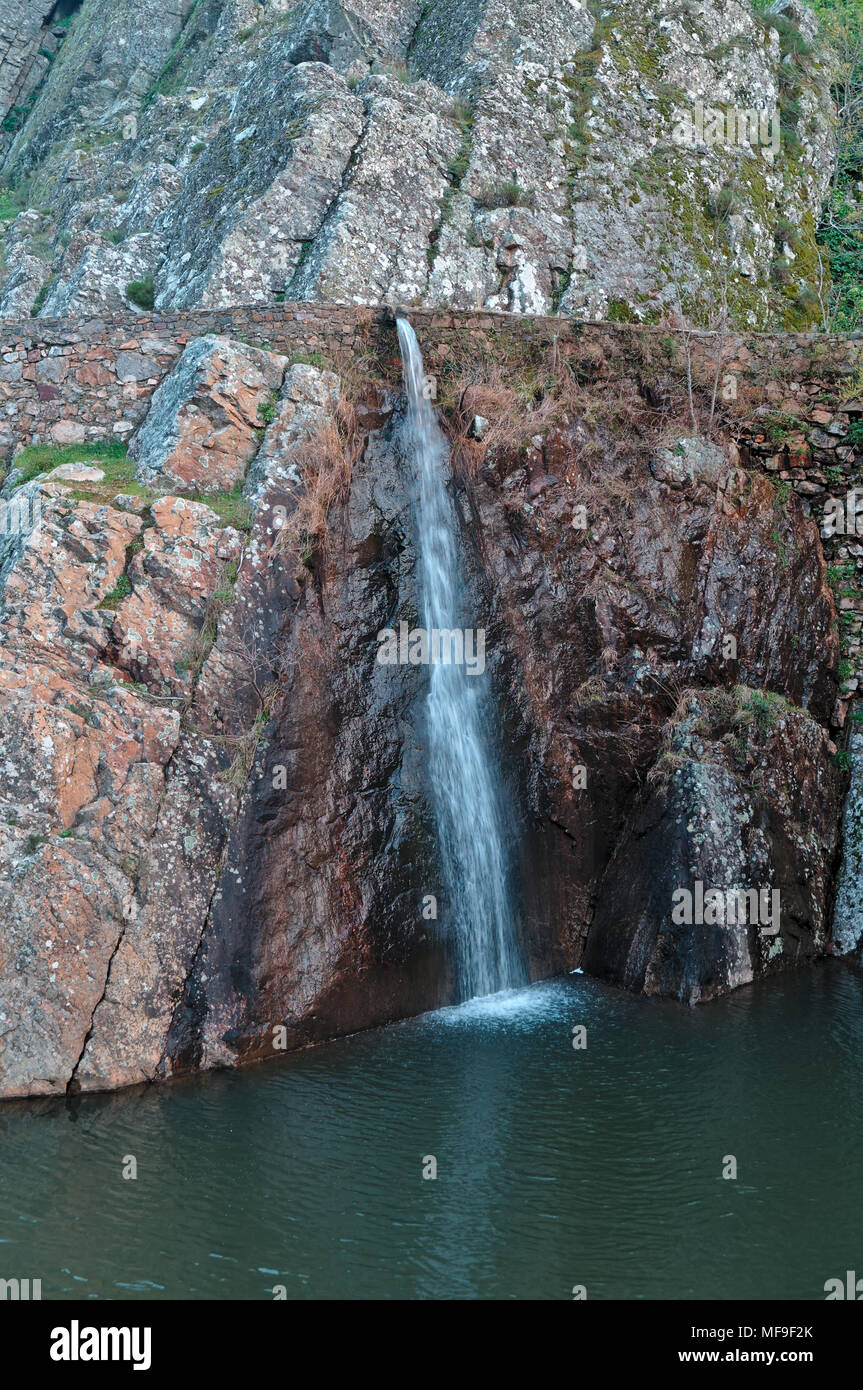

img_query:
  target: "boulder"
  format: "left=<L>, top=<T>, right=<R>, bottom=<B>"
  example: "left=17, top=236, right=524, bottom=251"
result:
left=128, top=335, right=289, bottom=493
left=582, top=689, right=843, bottom=1002
left=650, top=436, right=729, bottom=488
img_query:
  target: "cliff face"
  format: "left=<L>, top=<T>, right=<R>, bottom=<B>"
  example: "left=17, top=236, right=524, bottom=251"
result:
left=0, top=0, right=838, bottom=327
left=0, top=0, right=859, bottom=1101
left=0, top=316, right=853, bottom=1097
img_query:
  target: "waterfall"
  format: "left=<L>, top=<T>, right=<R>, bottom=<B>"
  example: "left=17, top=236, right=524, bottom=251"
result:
left=396, top=315, right=526, bottom=1000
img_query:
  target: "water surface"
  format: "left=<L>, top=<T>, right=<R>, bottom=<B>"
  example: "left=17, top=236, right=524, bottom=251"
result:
left=1, top=963, right=861, bottom=1300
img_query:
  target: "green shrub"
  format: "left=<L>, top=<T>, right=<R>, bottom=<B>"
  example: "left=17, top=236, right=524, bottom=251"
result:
left=126, top=279, right=155, bottom=310
left=99, top=573, right=132, bottom=610
left=30, top=280, right=52, bottom=317
left=475, top=181, right=535, bottom=210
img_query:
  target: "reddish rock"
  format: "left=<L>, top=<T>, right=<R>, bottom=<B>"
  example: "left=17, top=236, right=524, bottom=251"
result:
left=127, top=335, right=289, bottom=493
left=0, top=358, right=851, bottom=1097
left=0, top=476, right=245, bottom=1096
left=112, top=496, right=244, bottom=695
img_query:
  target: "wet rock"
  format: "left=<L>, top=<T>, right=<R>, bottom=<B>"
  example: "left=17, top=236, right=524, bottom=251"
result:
left=453, top=417, right=838, bottom=983
left=164, top=366, right=448, bottom=1077
left=582, top=689, right=843, bottom=1002
left=832, top=731, right=863, bottom=956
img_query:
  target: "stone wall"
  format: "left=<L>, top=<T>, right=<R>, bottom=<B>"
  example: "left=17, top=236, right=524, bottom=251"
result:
left=3, top=301, right=863, bottom=455
left=0, top=303, right=382, bottom=452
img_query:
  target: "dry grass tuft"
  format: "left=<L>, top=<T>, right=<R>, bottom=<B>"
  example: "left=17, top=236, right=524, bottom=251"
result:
left=273, top=403, right=361, bottom=568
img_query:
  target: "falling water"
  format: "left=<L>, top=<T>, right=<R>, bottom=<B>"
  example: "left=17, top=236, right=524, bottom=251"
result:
left=396, top=315, right=526, bottom=1000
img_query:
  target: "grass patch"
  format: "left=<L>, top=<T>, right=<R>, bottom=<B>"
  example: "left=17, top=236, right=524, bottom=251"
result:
left=99, top=573, right=132, bottom=611
left=8, top=447, right=252, bottom=532
left=288, top=350, right=331, bottom=371
left=0, top=185, right=26, bottom=222
left=257, top=389, right=279, bottom=425
left=186, top=487, right=252, bottom=532
left=11, top=441, right=128, bottom=486
left=30, top=279, right=53, bottom=316
left=126, top=279, right=155, bottom=310
left=475, top=180, right=535, bottom=210
left=178, top=559, right=240, bottom=682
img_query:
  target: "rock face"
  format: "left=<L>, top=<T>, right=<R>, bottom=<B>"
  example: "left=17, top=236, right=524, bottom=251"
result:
left=582, top=689, right=841, bottom=1002
left=448, top=415, right=843, bottom=995
left=0, top=0, right=56, bottom=128
left=832, top=731, right=863, bottom=957
left=0, top=461, right=245, bottom=1096
left=0, top=484, right=182, bottom=1096
left=0, top=0, right=839, bottom=328
left=0, top=0, right=856, bottom=1097
left=0, top=322, right=851, bottom=1096
left=127, top=336, right=289, bottom=492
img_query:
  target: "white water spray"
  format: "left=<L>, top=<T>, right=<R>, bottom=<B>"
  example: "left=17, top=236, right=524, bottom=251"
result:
left=396, top=316, right=526, bottom=999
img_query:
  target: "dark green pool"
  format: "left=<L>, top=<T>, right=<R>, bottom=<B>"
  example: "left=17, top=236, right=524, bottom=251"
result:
left=1, top=962, right=861, bottom=1299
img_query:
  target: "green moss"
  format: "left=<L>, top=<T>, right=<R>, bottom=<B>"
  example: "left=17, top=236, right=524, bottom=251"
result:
left=607, top=298, right=638, bottom=323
